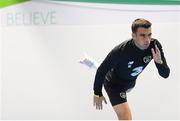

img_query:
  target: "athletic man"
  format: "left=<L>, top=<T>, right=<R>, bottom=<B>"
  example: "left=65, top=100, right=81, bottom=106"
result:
left=93, top=18, right=170, bottom=120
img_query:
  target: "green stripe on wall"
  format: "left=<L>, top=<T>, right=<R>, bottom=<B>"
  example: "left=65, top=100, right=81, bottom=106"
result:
left=0, top=0, right=29, bottom=8
left=0, top=0, right=179, bottom=8
left=51, top=0, right=180, bottom=5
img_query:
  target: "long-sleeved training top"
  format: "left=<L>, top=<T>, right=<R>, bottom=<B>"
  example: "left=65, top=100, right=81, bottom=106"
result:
left=93, top=38, right=170, bottom=96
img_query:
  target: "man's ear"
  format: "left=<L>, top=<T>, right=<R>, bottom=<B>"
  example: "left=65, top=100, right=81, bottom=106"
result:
left=132, top=33, right=136, bottom=39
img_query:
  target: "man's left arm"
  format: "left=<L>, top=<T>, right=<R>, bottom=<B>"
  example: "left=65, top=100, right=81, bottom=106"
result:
left=151, top=41, right=170, bottom=78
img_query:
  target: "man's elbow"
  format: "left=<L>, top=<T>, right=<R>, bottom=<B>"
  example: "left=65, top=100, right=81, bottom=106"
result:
left=162, top=74, right=169, bottom=78
left=161, top=69, right=170, bottom=78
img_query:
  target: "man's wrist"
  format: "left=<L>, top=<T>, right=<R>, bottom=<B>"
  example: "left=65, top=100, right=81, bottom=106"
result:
left=94, top=94, right=102, bottom=98
left=156, top=60, right=163, bottom=64
left=160, top=60, right=163, bottom=64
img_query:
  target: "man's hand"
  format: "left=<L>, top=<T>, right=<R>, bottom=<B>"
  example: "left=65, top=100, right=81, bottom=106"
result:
left=93, top=95, right=107, bottom=110
left=151, top=44, right=162, bottom=64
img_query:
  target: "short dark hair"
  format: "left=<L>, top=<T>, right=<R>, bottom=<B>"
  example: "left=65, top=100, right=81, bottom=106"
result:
left=131, top=18, right=152, bottom=33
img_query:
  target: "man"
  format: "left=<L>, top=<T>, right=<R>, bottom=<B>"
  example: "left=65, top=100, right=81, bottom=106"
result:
left=93, top=18, right=170, bottom=120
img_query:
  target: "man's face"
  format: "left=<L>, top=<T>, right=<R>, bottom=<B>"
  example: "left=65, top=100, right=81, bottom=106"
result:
left=132, top=27, right=152, bottom=50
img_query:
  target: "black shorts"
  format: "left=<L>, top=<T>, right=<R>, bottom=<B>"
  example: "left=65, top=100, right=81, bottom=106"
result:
left=105, top=89, right=127, bottom=106
left=104, top=80, right=127, bottom=106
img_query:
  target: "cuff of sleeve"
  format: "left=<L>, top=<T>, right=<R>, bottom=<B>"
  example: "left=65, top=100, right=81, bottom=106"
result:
left=94, top=91, right=103, bottom=97
left=155, top=60, right=163, bottom=65
left=155, top=61, right=165, bottom=69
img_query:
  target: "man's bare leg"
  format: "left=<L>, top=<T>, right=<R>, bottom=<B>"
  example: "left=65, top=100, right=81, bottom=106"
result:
left=113, top=102, right=132, bottom=120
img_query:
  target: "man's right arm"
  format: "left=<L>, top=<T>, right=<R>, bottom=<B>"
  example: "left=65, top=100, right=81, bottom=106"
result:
left=93, top=46, right=122, bottom=96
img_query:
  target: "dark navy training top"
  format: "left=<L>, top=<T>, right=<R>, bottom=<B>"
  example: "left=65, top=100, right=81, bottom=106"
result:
left=93, top=38, right=170, bottom=96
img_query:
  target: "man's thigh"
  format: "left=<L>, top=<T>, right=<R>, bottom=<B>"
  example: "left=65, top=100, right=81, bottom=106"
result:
left=113, top=102, right=132, bottom=120
left=105, top=90, right=127, bottom=106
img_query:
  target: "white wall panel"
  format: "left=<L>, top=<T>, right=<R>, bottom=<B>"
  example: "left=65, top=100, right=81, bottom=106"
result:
left=0, top=1, right=179, bottom=120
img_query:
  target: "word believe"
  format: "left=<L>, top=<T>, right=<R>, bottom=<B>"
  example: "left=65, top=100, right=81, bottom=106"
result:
left=5, top=11, right=57, bottom=26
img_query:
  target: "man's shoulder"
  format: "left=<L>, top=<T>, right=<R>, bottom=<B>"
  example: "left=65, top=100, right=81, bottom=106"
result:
left=151, top=38, right=161, bottom=43
left=151, top=38, right=162, bottom=47
left=151, top=38, right=158, bottom=42
left=114, top=39, right=132, bottom=49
